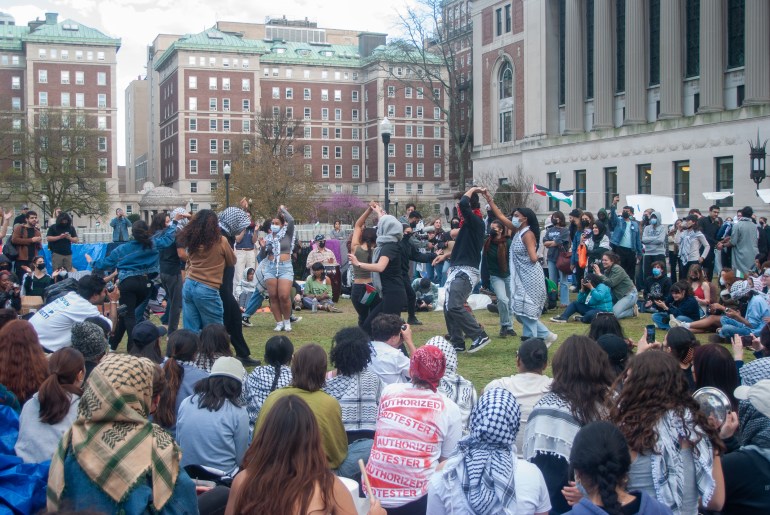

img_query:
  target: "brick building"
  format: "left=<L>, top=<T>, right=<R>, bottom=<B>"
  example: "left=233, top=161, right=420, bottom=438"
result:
left=0, top=12, right=121, bottom=222
left=137, top=18, right=451, bottom=217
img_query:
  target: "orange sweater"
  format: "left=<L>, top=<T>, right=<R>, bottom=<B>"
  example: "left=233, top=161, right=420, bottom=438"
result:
left=186, top=236, right=236, bottom=289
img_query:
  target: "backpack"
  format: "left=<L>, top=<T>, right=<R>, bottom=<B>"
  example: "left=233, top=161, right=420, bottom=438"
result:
left=577, top=243, right=588, bottom=269
left=1, top=236, right=18, bottom=260
left=43, top=277, right=79, bottom=305
left=544, top=277, right=558, bottom=311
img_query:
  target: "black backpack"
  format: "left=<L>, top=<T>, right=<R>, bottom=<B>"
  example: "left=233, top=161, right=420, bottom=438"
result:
left=43, top=277, right=79, bottom=305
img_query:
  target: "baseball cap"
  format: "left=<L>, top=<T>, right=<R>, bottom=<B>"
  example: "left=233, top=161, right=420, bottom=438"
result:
left=131, top=321, right=167, bottom=348
left=21, top=204, right=28, bottom=210
left=210, top=356, right=246, bottom=383
left=734, top=380, right=770, bottom=418
left=314, top=234, right=325, bottom=242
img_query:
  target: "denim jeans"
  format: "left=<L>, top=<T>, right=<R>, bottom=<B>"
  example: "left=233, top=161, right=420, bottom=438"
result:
left=651, top=313, right=694, bottom=330
left=718, top=316, right=753, bottom=338
left=438, top=261, right=450, bottom=287
left=613, top=289, right=638, bottom=320
left=334, top=438, right=374, bottom=480
left=182, top=278, right=224, bottom=333
left=243, top=289, right=265, bottom=317
left=515, top=314, right=551, bottom=339
left=559, top=302, right=600, bottom=323
left=547, top=260, right=570, bottom=305
left=489, top=275, right=513, bottom=329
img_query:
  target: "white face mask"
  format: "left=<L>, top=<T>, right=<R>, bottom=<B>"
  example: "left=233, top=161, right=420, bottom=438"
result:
left=270, top=224, right=281, bottom=233
left=511, top=218, right=522, bottom=228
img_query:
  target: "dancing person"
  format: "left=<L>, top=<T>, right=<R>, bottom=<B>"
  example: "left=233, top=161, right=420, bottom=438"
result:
left=349, top=204, right=380, bottom=326
left=263, top=205, right=296, bottom=332
left=484, top=218, right=516, bottom=337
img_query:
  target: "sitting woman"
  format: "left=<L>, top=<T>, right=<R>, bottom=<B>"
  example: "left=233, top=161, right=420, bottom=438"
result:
left=323, top=327, right=383, bottom=478
left=564, top=421, right=673, bottom=515
left=523, top=336, right=615, bottom=514
left=21, top=256, right=54, bottom=297
left=425, top=336, right=478, bottom=433
left=302, top=261, right=341, bottom=312
left=257, top=344, right=348, bottom=470
left=640, top=261, right=672, bottom=313
left=591, top=252, right=637, bottom=320
left=225, top=395, right=384, bottom=515
left=650, top=281, right=701, bottom=330
left=610, top=351, right=725, bottom=514
left=671, top=268, right=741, bottom=335
left=243, top=335, right=294, bottom=432
left=0, top=320, right=49, bottom=405
left=47, top=354, right=197, bottom=513
left=427, top=388, right=551, bottom=515
left=177, top=356, right=249, bottom=476
left=194, top=323, right=232, bottom=372
left=0, top=270, right=21, bottom=313
left=550, top=273, right=613, bottom=324
left=15, top=348, right=84, bottom=463
left=686, top=264, right=712, bottom=317
left=692, top=344, right=740, bottom=410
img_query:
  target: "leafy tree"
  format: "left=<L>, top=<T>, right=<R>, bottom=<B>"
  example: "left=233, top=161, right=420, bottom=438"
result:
left=0, top=109, right=109, bottom=216
left=213, top=112, right=317, bottom=221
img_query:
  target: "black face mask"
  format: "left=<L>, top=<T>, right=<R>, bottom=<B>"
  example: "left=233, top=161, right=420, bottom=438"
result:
left=36, top=263, right=46, bottom=271
left=450, top=222, right=460, bottom=229
left=622, top=211, right=630, bottom=219
left=318, top=241, right=325, bottom=248
left=642, top=215, right=650, bottom=224
left=403, top=232, right=412, bottom=239
left=410, top=222, right=418, bottom=229
left=581, top=220, right=589, bottom=228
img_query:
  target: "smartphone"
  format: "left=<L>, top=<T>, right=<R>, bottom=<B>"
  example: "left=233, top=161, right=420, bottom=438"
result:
left=401, top=324, right=408, bottom=331
left=645, top=324, right=656, bottom=344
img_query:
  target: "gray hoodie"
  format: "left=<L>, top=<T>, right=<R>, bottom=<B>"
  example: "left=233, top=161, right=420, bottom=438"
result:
left=642, top=210, right=668, bottom=256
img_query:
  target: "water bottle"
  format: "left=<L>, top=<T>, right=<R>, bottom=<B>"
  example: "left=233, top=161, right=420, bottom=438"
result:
left=311, top=298, right=318, bottom=313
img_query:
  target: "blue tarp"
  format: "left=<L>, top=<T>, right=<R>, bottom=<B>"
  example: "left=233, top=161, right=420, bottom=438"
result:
left=40, top=243, right=107, bottom=273
left=0, top=406, right=50, bottom=515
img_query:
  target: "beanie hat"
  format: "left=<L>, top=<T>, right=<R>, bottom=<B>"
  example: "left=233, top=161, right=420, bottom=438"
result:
left=210, top=356, right=246, bottom=383
left=71, top=321, right=108, bottom=361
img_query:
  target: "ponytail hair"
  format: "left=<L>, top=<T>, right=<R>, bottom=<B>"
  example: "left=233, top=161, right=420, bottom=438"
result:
left=131, top=220, right=153, bottom=249
left=264, top=336, right=293, bottom=392
left=38, top=348, right=85, bottom=425
left=155, top=329, right=199, bottom=428
left=569, top=421, right=630, bottom=515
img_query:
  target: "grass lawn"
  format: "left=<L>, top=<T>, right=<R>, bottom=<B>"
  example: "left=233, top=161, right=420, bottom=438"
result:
left=229, top=298, right=739, bottom=390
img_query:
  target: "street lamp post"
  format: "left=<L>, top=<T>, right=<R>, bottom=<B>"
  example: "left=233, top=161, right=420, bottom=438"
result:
left=749, top=132, right=767, bottom=189
left=394, top=200, right=399, bottom=219
left=223, top=163, right=232, bottom=207
left=380, top=117, right=393, bottom=213
left=41, top=195, right=48, bottom=229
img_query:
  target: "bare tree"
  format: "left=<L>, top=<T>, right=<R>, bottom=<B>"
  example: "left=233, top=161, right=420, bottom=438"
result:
left=474, top=166, right=540, bottom=215
left=213, top=112, right=318, bottom=221
left=386, top=0, right=473, bottom=190
left=0, top=109, right=109, bottom=216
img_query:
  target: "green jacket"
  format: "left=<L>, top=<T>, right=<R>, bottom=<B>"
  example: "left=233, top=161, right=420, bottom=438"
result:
left=599, top=264, right=635, bottom=302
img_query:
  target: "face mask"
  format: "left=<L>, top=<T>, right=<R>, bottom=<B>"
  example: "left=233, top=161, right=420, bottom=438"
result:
left=719, top=278, right=726, bottom=286
left=410, top=222, right=418, bottom=229
left=575, top=479, right=589, bottom=499
left=36, top=263, right=46, bottom=271
left=511, top=218, right=522, bottom=228
left=318, top=241, right=325, bottom=248
left=622, top=211, right=630, bottom=219
left=450, top=222, right=460, bottom=229
left=581, top=220, right=589, bottom=228
left=650, top=218, right=658, bottom=225
left=652, top=268, right=661, bottom=277
left=270, top=224, right=281, bottom=233
left=643, top=215, right=650, bottom=224
left=690, top=275, right=698, bottom=280
left=551, top=218, right=557, bottom=225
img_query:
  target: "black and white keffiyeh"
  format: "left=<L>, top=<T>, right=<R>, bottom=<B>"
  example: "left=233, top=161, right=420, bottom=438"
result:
left=218, top=207, right=251, bottom=238
left=264, top=225, right=288, bottom=263
left=522, top=392, right=581, bottom=462
left=453, top=388, right=521, bottom=515
left=425, top=336, right=477, bottom=431
left=740, top=357, right=770, bottom=386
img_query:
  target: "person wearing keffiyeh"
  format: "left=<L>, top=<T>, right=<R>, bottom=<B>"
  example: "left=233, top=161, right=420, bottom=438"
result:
left=427, top=388, right=551, bottom=515
left=425, top=336, right=478, bottom=433
left=47, top=353, right=197, bottom=514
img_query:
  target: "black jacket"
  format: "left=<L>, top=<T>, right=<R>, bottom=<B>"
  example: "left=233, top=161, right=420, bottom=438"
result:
left=399, top=235, right=435, bottom=277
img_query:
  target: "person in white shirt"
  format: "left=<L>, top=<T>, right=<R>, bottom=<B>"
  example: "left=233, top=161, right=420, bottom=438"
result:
left=29, top=274, right=119, bottom=353
left=484, top=337, right=553, bottom=456
left=367, top=313, right=416, bottom=385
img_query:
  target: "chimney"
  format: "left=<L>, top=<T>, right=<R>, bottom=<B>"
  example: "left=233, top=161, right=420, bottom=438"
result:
left=28, top=18, right=44, bottom=31
left=45, top=12, right=58, bottom=25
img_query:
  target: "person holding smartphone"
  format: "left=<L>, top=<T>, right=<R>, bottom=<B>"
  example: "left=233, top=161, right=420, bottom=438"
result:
left=367, top=313, right=416, bottom=386
left=549, top=273, right=612, bottom=324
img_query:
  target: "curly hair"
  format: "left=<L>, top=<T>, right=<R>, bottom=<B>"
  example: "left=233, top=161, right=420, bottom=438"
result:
left=177, top=209, right=221, bottom=252
left=551, top=335, right=614, bottom=424
left=610, top=351, right=723, bottom=455
left=0, top=320, right=49, bottom=404
left=330, top=327, right=371, bottom=376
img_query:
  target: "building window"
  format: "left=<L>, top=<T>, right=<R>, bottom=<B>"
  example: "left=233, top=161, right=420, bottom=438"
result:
left=505, top=4, right=512, bottom=32
left=98, top=94, right=107, bottom=108
left=417, top=163, right=424, bottom=177
left=335, top=146, right=342, bottom=158
left=322, top=146, right=329, bottom=159
left=727, top=0, right=745, bottom=68
left=222, top=78, right=230, bottom=90
left=352, top=165, right=360, bottom=178
left=335, top=108, right=342, bottom=121
left=388, top=144, right=395, bottom=157
left=321, top=89, right=329, bottom=101
left=434, top=145, right=441, bottom=158
left=222, top=98, right=230, bottom=112
left=61, top=92, right=70, bottom=107
left=98, top=137, right=107, bottom=151
left=39, top=92, right=48, bottom=106
left=75, top=71, right=84, bottom=85
left=405, top=144, right=413, bottom=157
left=322, top=127, right=329, bottom=139
left=210, top=139, right=218, bottom=153
left=498, top=61, right=513, bottom=142
left=242, top=79, right=250, bottom=91
left=223, top=139, right=231, bottom=153
left=286, top=88, right=293, bottom=99
left=210, top=160, right=218, bottom=174
left=39, top=70, right=47, bottom=83
left=189, top=159, right=198, bottom=174
left=189, top=139, right=198, bottom=152
left=574, top=170, right=587, bottom=210
left=388, top=163, right=395, bottom=176
left=715, top=157, right=734, bottom=207
left=322, top=165, right=329, bottom=178
left=61, top=70, right=70, bottom=84
left=191, top=182, right=198, bottom=193
left=604, top=167, right=618, bottom=210
left=405, top=163, right=413, bottom=177
left=189, top=97, right=197, bottom=110
left=11, top=76, right=20, bottom=90
left=335, top=128, right=341, bottom=139
left=648, top=0, right=660, bottom=86
left=334, top=90, right=341, bottom=101
left=209, top=98, right=217, bottom=111
left=210, top=119, right=217, bottom=132
left=496, top=8, right=502, bottom=36
left=304, top=88, right=311, bottom=100
left=674, top=161, right=690, bottom=208
left=209, top=77, right=217, bottom=90
left=98, top=158, right=108, bottom=173
left=433, top=163, right=442, bottom=177
left=189, top=118, right=197, bottom=131
left=585, top=0, right=595, bottom=98
left=637, top=164, right=652, bottom=194
left=242, top=99, right=250, bottom=112
left=335, top=165, right=342, bottom=178
left=352, top=90, right=359, bottom=101
left=387, top=86, right=395, bottom=97
left=685, top=0, right=700, bottom=78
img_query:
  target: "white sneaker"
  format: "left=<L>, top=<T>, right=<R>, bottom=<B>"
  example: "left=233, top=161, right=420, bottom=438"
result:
left=545, top=332, right=558, bottom=348
left=283, top=321, right=292, bottom=332
left=273, top=321, right=284, bottom=332
left=669, top=318, right=682, bottom=329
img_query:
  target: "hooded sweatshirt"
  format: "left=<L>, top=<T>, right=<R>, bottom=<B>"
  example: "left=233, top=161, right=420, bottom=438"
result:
left=642, top=211, right=668, bottom=256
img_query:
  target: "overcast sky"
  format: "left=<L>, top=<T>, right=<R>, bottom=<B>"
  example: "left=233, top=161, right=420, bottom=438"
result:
left=6, top=0, right=406, bottom=166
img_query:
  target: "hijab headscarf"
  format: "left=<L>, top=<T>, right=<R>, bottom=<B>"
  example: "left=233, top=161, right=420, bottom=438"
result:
left=457, top=388, right=522, bottom=514
left=592, top=220, right=607, bottom=244
left=370, top=214, right=402, bottom=291
left=47, top=354, right=180, bottom=512
left=409, top=345, right=445, bottom=392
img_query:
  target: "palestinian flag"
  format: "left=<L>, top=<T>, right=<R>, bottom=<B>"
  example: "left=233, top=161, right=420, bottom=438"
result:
left=533, top=184, right=574, bottom=206
left=360, top=283, right=379, bottom=305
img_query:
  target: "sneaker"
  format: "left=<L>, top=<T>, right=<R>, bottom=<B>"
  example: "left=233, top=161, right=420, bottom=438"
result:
left=273, top=322, right=284, bottom=332
left=499, top=328, right=510, bottom=338
left=468, top=334, right=492, bottom=353
left=236, top=356, right=261, bottom=367
left=289, top=315, right=302, bottom=323
left=544, top=332, right=558, bottom=348
left=669, top=318, right=682, bottom=329
left=571, top=315, right=583, bottom=323
left=283, top=321, right=292, bottom=332
left=549, top=316, right=567, bottom=323
left=453, top=344, right=466, bottom=352
left=329, top=306, right=342, bottom=313
left=407, top=317, right=423, bottom=326
left=241, top=316, right=252, bottom=327
left=505, top=328, right=517, bottom=337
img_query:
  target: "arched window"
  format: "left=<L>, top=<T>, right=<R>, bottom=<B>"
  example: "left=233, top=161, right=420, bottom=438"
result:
left=497, top=61, right=513, bottom=142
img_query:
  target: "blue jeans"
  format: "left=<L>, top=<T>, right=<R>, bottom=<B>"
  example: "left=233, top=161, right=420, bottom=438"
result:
left=718, top=316, right=753, bottom=338
left=613, top=289, right=638, bottom=320
left=547, top=260, right=570, bottom=305
left=651, top=313, right=694, bottom=330
left=334, top=438, right=374, bottom=479
left=243, top=289, right=265, bottom=317
left=438, top=261, right=450, bottom=287
left=559, top=302, right=600, bottom=323
left=489, top=275, right=513, bottom=329
left=515, top=314, right=551, bottom=339
left=182, top=278, right=224, bottom=333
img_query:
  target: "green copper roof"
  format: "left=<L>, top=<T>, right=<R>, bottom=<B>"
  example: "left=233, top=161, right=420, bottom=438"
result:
left=154, top=28, right=266, bottom=70
left=260, top=41, right=361, bottom=68
left=23, top=18, right=120, bottom=48
left=0, top=24, right=27, bottom=51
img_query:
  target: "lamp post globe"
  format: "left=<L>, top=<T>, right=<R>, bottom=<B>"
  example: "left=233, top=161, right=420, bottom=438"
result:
left=380, top=117, right=393, bottom=213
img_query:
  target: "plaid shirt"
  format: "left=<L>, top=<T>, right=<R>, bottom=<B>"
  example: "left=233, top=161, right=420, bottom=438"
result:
left=323, top=369, right=383, bottom=432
